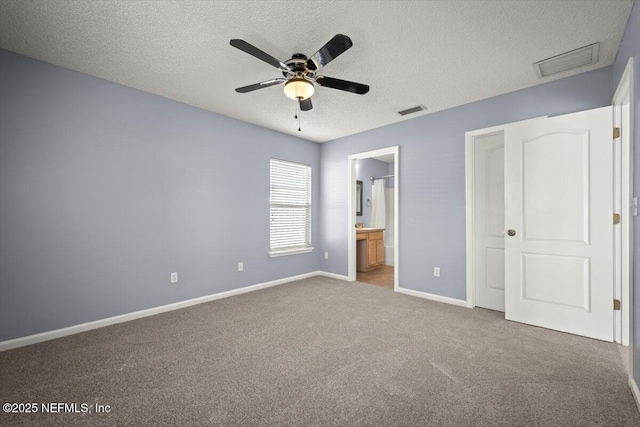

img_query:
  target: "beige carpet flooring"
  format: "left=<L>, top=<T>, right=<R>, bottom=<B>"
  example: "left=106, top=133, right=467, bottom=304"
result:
left=1, top=276, right=639, bottom=426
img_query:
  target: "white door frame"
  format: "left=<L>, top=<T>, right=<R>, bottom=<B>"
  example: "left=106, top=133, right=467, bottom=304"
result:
left=465, top=117, right=546, bottom=309
left=347, top=146, right=399, bottom=290
left=612, top=57, right=634, bottom=351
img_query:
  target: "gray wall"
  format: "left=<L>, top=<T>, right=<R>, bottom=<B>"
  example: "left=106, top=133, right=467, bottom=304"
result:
left=0, top=50, right=322, bottom=341
left=320, top=66, right=614, bottom=300
left=355, top=158, right=389, bottom=227
left=613, top=0, right=640, bottom=387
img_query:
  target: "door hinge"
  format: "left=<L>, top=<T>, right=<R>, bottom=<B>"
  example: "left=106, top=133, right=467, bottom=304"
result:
left=613, top=213, right=621, bottom=224
left=613, top=127, right=620, bottom=139
left=614, top=299, right=621, bottom=311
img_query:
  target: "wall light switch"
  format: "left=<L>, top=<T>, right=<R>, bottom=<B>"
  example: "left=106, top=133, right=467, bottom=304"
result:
left=238, top=262, right=244, bottom=272
left=324, top=252, right=329, bottom=260
left=633, top=197, right=638, bottom=216
left=433, top=267, right=440, bottom=277
left=170, top=272, right=178, bottom=283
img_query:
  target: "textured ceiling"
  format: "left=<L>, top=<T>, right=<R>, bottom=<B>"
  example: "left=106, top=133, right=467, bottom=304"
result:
left=0, top=0, right=634, bottom=143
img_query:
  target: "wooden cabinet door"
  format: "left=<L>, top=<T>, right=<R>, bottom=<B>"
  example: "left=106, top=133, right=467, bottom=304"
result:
left=356, top=240, right=367, bottom=272
left=368, top=241, right=377, bottom=267
left=376, top=240, right=384, bottom=264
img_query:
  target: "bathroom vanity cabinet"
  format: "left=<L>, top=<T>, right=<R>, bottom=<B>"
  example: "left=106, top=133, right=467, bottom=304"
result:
left=356, top=228, right=385, bottom=272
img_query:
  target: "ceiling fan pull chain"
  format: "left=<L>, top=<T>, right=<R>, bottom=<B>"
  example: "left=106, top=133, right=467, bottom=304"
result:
left=296, top=85, right=301, bottom=131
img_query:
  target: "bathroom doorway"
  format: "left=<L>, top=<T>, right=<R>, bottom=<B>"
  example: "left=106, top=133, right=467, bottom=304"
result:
left=347, top=146, right=399, bottom=290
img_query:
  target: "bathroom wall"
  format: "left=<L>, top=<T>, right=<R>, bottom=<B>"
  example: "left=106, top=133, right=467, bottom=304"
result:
left=355, top=158, right=389, bottom=227
left=384, top=186, right=395, bottom=266
left=386, top=163, right=395, bottom=188
left=385, top=161, right=395, bottom=260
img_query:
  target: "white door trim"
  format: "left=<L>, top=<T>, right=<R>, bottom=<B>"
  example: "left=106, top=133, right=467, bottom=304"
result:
left=612, top=57, right=634, bottom=352
left=347, top=146, right=399, bottom=290
left=465, top=117, right=547, bottom=308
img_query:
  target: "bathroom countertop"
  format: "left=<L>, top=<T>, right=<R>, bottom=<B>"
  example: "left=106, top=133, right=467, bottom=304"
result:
left=356, top=227, right=385, bottom=232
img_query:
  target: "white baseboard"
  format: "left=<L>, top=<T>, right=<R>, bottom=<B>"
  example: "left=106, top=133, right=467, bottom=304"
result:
left=396, top=287, right=468, bottom=308
left=631, top=377, right=640, bottom=414
left=0, top=271, right=318, bottom=352
left=318, top=271, right=351, bottom=281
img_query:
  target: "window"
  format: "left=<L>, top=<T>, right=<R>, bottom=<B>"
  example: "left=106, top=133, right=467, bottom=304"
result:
left=269, top=159, right=313, bottom=256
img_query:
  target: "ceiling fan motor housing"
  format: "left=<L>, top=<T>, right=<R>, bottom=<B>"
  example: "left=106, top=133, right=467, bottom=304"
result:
left=283, top=54, right=316, bottom=78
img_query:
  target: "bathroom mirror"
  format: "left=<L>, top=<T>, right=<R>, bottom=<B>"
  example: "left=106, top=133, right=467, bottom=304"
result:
left=356, top=181, right=363, bottom=216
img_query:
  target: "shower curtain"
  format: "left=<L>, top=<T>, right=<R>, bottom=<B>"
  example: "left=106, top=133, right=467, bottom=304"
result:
left=370, top=179, right=386, bottom=229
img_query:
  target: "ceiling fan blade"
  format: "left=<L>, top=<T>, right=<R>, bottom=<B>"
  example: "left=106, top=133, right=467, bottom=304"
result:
left=307, top=34, right=353, bottom=71
left=299, top=98, right=313, bottom=111
left=235, top=79, right=286, bottom=93
left=316, top=76, right=369, bottom=94
left=230, top=39, right=289, bottom=72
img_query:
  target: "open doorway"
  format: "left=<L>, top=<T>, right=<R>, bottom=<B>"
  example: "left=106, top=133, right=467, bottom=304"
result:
left=347, top=146, right=399, bottom=290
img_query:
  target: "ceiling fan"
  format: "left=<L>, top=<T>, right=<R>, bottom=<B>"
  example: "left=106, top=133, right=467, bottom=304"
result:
left=230, top=34, right=370, bottom=113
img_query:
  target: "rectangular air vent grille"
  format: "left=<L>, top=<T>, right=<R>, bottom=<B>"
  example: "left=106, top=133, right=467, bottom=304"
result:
left=533, top=42, right=599, bottom=79
left=398, top=105, right=427, bottom=116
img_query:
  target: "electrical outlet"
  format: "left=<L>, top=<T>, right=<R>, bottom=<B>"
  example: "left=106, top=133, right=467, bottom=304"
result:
left=238, top=262, right=243, bottom=272
left=170, top=272, right=178, bottom=283
left=433, top=267, right=440, bottom=277
left=324, top=252, right=329, bottom=260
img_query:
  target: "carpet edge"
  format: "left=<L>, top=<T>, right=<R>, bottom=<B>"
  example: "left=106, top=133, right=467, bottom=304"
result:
left=0, top=270, right=321, bottom=352
left=631, top=376, right=640, bottom=414
left=396, top=287, right=469, bottom=307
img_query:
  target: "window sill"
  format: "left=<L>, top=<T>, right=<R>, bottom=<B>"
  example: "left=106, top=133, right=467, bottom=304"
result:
left=269, top=247, right=314, bottom=258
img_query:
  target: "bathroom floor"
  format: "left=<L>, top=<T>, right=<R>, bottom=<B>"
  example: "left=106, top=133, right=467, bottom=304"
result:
left=357, top=265, right=394, bottom=289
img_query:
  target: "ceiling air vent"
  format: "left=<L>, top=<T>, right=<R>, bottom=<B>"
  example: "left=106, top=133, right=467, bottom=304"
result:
left=533, top=42, right=600, bottom=79
left=398, top=105, right=427, bottom=116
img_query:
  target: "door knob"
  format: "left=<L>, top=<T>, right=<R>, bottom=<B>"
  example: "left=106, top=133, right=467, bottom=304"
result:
left=506, top=229, right=516, bottom=237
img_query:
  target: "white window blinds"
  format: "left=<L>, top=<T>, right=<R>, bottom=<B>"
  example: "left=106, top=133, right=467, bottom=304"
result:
left=270, top=159, right=312, bottom=254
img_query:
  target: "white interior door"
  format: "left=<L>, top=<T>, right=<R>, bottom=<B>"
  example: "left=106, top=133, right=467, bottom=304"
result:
left=474, top=132, right=505, bottom=312
left=504, top=106, right=614, bottom=342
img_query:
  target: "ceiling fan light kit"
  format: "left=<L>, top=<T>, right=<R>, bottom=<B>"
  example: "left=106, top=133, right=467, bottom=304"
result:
left=284, top=78, right=314, bottom=100
left=230, top=34, right=369, bottom=131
